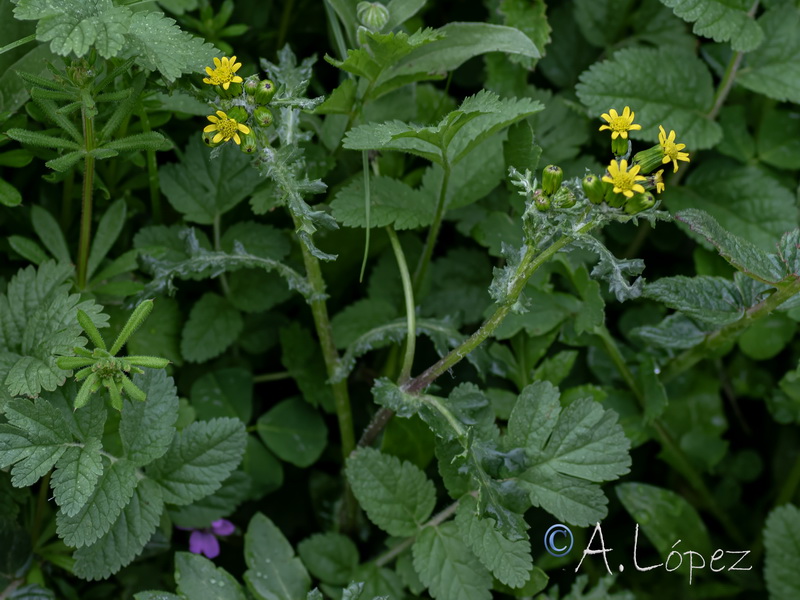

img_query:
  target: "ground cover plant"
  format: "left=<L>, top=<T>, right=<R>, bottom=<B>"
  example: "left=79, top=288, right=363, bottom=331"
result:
left=1, top=0, right=800, bottom=598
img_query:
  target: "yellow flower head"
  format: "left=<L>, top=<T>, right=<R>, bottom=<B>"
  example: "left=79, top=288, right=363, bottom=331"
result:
left=653, top=169, right=665, bottom=194
left=203, top=56, right=243, bottom=90
left=602, top=159, right=646, bottom=199
left=658, top=125, right=690, bottom=172
left=204, top=110, right=251, bottom=145
left=599, top=106, right=642, bottom=140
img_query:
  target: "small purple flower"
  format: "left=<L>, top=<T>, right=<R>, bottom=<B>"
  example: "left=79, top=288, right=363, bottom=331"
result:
left=181, top=519, right=235, bottom=559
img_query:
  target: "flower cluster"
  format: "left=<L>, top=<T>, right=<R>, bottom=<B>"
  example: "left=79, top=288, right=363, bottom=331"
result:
left=200, top=55, right=278, bottom=152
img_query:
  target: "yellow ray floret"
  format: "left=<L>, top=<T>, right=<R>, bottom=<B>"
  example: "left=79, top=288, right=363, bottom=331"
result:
left=599, top=106, right=642, bottom=140
left=602, top=159, right=647, bottom=199
left=203, top=56, right=243, bottom=90
left=204, top=110, right=250, bottom=145
left=658, top=125, right=690, bottom=173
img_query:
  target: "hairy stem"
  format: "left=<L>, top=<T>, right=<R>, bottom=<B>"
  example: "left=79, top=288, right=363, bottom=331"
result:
left=413, top=159, right=450, bottom=292
left=387, top=227, right=416, bottom=383
left=77, top=105, right=95, bottom=289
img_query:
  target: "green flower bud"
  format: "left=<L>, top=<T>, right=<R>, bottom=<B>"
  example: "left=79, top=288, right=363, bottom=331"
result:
left=357, top=1, right=390, bottom=31
left=255, top=79, right=276, bottom=104
left=632, top=144, right=664, bottom=174
left=239, top=130, right=257, bottom=154
left=542, top=165, right=563, bottom=195
left=624, top=191, right=656, bottom=215
left=254, top=106, right=274, bottom=127
left=202, top=130, right=223, bottom=148
left=553, top=186, right=576, bottom=208
left=582, top=174, right=605, bottom=204
left=605, top=185, right=626, bottom=209
left=244, top=77, right=260, bottom=96
left=611, top=136, right=629, bottom=157
left=226, top=106, right=248, bottom=123
left=534, top=189, right=550, bottom=211
left=221, top=82, right=242, bottom=98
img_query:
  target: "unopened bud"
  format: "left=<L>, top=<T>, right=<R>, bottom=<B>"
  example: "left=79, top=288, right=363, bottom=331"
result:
left=223, top=82, right=242, bottom=97
left=226, top=106, right=248, bottom=123
left=255, top=79, right=276, bottom=104
left=611, top=136, right=629, bottom=157
left=254, top=106, right=274, bottom=127
left=582, top=174, right=604, bottom=204
left=533, top=189, right=550, bottom=211
left=239, top=131, right=257, bottom=154
left=553, top=186, right=576, bottom=208
left=357, top=1, right=390, bottom=31
left=202, top=131, right=223, bottom=148
left=632, top=144, right=664, bottom=175
left=244, top=77, right=260, bottom=96
left=624, top=191, right=656, bottom=215
left=542, top=165, right=563, bottom=195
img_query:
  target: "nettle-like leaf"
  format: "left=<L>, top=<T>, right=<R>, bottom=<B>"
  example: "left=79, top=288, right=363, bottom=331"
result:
left=331, top=175, right=436, bottom=230
left=346, top=448, right=436, bottom=537
left=764, top=503, right=800, bottom=600
left=644, top=275, right=746, bottom=327
left=0, top=261, right=108, bottom=398
left=181, top=293, right=243, bottom=363
left=509, top=381, right=631, bottom=526
left=576, top=46, right=721, bottom=150
left=174, top=552, right=246, bottom=600
left=119, top=370, right=179, bottom=466
left=659, top=0, right=763, bottom=52
left=244, top=513, right=311, bottom=600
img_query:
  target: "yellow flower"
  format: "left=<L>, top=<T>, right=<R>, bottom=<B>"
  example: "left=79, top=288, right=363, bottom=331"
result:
left=599, top=106, right=642, bottom=140
left=204, top=110, right=251, bottom=145
left=653, top=169, right=665, bottom=194
left=602, top=159, right=646, bottom=199
left=658, top=125, right=690, bottom=172
left=203, top=56, right=243, bottom=90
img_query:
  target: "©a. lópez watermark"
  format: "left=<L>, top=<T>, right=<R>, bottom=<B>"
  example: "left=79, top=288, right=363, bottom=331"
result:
left=543, top=522, right=752, bottom=585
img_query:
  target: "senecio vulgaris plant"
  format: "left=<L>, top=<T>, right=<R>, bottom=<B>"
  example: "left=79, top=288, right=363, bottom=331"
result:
left=3, top=0, right=800, bottom=599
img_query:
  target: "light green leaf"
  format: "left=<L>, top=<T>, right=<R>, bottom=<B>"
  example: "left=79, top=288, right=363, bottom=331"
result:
left=346, top=447, right=436, bottom=537
left=644, top=275, right=745, bottom=326
left=86, top=200, right=126, bottom=281
left=72, top=479, right=164, bottom=580
left=498, top=0, right=550, bottom=69
left=147, top=417, right=246, bottom=505
left=8, top=236, right=47, bottom=265
left=124, top=10, right=217, bottom=82
left=331, top=175, right=436, bottom=230
left=665, top=160, right=797, bottom=252
left=412, top=522, right=492, bottom=600
left=739, top=313, right=797, bottom=361
left=738, top=6, right=800, bottom=103
left=56, top=458, right=139, bottom=548
left=298, top=532, right=359, bottom=586
left=50, top=439, right=103, bottom=518
left=384, top=0, right=426, bottom=30
left=256, top=398, right=328, bottom=468
left=455, top=495, right=531, bottom=588
left=244, top=513, right=311, bottom=600
left=191, top=368, right=253, bottom=423
left=764, top=503, right=800, bottom=600
left=0, top=178, right=21, bottom=207
left=576, top=46, right=720, bottom=150
left=519, top=466, right=608, bottom=527
left=119, top=370, right=179, bottom=467
left=0, top=396, right=72, bottom=486
left=160, top=137, right=262, bottom=224
left=181, top=293, right=243, bottom=363
left=175, top=552, right=246, bottom=600
left=659, top=0, right=763, bottom=52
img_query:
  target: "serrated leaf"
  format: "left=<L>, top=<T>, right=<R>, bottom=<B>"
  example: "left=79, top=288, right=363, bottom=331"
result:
left=632, top=313, right=708, bottom=350
left=573, top=236, right=645, bottom=303
left=50, top=439, right=103, bottom=517
left=181, top=293, right=243, bottom=363
left=346, top=448, right=436, bottom=537
left=256, top=398, right=327, bottom=468
left=0, top=396, right=72, bottom=486
left=124, top=10, right=217, bottom=82
left=119, top=370, right=179, bottom=467
left=519, top=466, right=608, bottom=527
left=147, top=417, right=246, bottom=505
left=331, top=299, right=398, bottom=349
left=412, top=522, right=492, bottom=600
left=191, top=368, right=253, bottom=423
left=576, top=46, right=720, bottom=150
left=56, top=458, right=139, bottom=548
left=665, top=160, right=797, bottom=252
left=738, top=6, right=800, bottom=104
left=659, top=0, right=763, bottom=52
left=244, top=513, right=311, bottom=600
left=455, top=495, right=531, bottom=588
left=331, top=175, right=436, bottom=230
left=298, top=533, right=359, bottom=586
left=175, top=552, right=246, bottom=600
left=764, top=503, right=800, bottom=600
left=72, top=478, right=164, bottom=580
left=644, top=275, right=745, bottom=326
left=169, top=470, right=251, bottom=528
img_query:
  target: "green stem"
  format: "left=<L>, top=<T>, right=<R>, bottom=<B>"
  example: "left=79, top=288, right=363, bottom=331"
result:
left=138, top=108, right=161, bottom=223
left=775, top=452, right=800, bottom=507
left=0, top=33, right=35, bottom=57
left=253, top=371, right=291, bottom=383
left=413, top=158, right=450, bottom=293
left=77, top=105, right=96, bottom=289
left=359, top=151, right=372, bottom=282
left=663, top=276, right=800, bottom=382
left=386, top=227, right=416, bottom=383
left=213, top=213, right=231, bottom=296
left=595, top=326, right=746, bottom=546
left=707, top=51, right=744, bottom=121
left=405, top=221, right=596, bottom=395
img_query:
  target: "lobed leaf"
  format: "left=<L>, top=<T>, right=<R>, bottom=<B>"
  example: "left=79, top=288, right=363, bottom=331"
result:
left=659, top=0, right=763, bottom=52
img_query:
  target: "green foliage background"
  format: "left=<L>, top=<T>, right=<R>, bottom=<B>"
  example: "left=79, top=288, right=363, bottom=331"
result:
left=1, top=0, right=800, bottom=599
